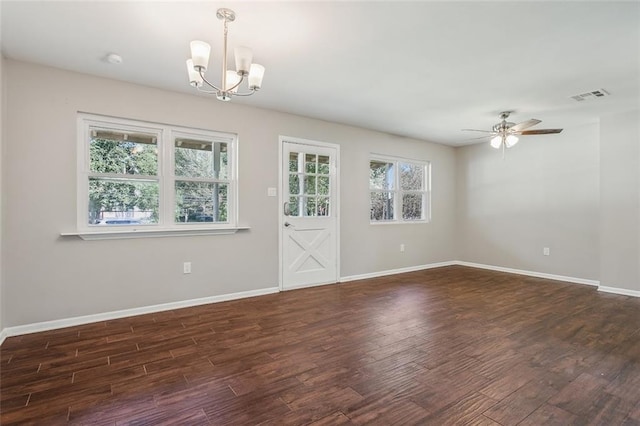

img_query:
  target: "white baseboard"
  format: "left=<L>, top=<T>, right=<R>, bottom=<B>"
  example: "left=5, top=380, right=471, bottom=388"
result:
left=455, top=261, right=600, bottom=287
left=597, top=285, right=640, bottom=297
left=2, top=260, right=636, bottom=345
left=281, top=280, right=338, bottom=291
left=339, top=260, right=603, bottom=289
left=340, top=261, right=456, bottom=283
left=0, top=286, right=279, bottom=344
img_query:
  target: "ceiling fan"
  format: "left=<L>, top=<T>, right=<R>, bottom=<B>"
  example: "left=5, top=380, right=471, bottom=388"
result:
left=462, top=111, right=563, bottom=152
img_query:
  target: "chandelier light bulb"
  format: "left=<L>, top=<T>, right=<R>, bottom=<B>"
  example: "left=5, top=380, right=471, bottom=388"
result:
left=225, top=70, right=241, bottom=93
left=186, top=59, right=203, bottom=87
left=190, top=41, right=211, bottom=71
left=248, top=64, right=265, bottom=90
left=234, top=46, right=253, bottom=75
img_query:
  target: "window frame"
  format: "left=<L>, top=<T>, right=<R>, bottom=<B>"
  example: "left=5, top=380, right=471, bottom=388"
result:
left=369, top=154, right=431, bottom=224
left=172, top=130, right=235, bottom=225
left=76, top=113, right=239, bottom=237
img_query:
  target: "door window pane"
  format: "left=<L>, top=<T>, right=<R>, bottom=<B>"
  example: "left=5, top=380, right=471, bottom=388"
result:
left=317, top=197, right=330, bottom=216
left=289, top=174, right=300, bottom=195
left=317, top=176, right=329, bottom=195
left=305, top=154, right=317, bottom=173
left=305, top=197, right=317, bottom=216
left=318, top=155, right=330, bottom=174
left=304, top=176, right=316, bottom=195
left=288, top=196, right=300, bottom=216
left=289, top=152, right=299, bottom=173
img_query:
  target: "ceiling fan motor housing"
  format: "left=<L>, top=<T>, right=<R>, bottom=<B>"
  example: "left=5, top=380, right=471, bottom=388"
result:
left=493, top=121, right=515, bottom=132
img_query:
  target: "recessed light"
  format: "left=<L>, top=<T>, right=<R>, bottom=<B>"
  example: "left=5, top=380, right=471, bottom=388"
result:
left=105, top=53, right=123, bottom=64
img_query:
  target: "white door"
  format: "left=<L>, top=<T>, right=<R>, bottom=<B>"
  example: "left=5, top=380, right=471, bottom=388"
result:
left=280, top=138, right=339, bottom=290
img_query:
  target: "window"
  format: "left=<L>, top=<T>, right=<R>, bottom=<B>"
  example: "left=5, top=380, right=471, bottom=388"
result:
left=78, top=114, right=237, bottom=233
left=369, top=155, right=430, bottom=223
left=174, top=135, right=230, bottom=223
left=287, top=152, right=331, bottom=217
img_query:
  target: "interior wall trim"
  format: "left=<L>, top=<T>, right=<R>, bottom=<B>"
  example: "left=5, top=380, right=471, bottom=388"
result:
left=597, top=285, right=640, bottom=297
left=0, top=286, right=279, bottom=345
left=339, top=261, right=457, bottom=283
left=3, top=260, right=637, bottom=346
left=455, top=261, right=600, bottom=287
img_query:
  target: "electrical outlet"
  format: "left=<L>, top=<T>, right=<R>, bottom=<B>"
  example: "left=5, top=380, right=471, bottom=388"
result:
left=183, top=262, right=192, bottom=274
left=400, top=244, right=405, bottom=252
left=543, top=247, right=550, bottom=256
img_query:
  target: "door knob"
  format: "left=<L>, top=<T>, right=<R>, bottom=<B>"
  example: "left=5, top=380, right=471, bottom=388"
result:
left=284, top=222, right=293, bottom=227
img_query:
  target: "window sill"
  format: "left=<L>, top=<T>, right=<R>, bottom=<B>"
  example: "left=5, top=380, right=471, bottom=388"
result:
left=370, top=220, right=429, bottom=225
left=61, top=226, right=250, bottom=241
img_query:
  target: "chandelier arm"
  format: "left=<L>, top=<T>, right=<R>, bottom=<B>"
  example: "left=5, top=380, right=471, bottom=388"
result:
left=199, top=69, right=222, bottom=92
left=194, top=86, right=218, bottom=95
left=228, top=74, right=245, bottom=92
left=232, top=89, right=257, bottom=97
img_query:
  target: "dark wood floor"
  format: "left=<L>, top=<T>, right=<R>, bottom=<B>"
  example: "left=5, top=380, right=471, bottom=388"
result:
left=1, top=266, right=639, bottom=425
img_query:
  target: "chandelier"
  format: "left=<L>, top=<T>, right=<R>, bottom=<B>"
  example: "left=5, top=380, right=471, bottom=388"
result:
left=186, top=8, right=265, bottom=101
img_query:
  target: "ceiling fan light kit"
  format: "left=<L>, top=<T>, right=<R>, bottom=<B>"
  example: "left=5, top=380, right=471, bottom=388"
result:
left=186, top=8, right=265, bottom=102
left=490, top=134, right=518, bottom=149
left=463, top=111, right=563, bottom=154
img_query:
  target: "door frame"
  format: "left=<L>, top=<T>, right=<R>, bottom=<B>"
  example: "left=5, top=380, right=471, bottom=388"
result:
left=278, top=135, right=341, bottom=291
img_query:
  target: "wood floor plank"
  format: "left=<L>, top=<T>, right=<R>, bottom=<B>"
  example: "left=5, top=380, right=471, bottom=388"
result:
left=420, top=391, right=498, bottom=425
left=2, top=265, right=640, bottom=424
left=482, top=378, right=558, bottom=425
left=517, top=403, right=578, bottom=426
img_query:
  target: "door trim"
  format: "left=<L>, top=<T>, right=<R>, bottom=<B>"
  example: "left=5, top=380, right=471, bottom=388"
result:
left=278, top=135, right=340, bottom=291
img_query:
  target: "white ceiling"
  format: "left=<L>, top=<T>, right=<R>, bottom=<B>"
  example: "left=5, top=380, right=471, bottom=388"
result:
left=1, top=1, right=638, bottom=146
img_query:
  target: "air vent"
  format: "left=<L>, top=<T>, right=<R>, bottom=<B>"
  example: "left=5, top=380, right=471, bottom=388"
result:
left=571, top=88, right=610, bottom=102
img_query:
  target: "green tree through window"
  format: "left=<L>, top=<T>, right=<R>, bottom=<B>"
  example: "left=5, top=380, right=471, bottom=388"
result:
left=89, top=135, right=159, bottom=224
left=79, top=114, right=237, bottom=231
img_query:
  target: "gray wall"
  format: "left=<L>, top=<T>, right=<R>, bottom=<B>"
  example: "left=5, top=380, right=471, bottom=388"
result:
left=2, top=60, right=456, bottom=328
left=0, top=53, right=4, bottom=332
left=2, top=58, right=638, bottom=332
left=456, top=122, right=600, bottom=281
left=600, top=110, right=640, bottom=292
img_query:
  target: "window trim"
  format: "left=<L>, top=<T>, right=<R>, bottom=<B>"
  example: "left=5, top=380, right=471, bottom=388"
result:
left=73, top=113, right=240, bottom=238
left=369, top=154, right=431, bottom=224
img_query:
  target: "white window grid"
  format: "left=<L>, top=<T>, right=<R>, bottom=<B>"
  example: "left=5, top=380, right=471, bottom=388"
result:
left=77, top=113, right=237, bottom=232
left=369, top=154, right=431, bottom=223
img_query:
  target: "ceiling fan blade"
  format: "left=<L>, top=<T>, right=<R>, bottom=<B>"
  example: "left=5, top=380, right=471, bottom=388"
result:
left=461, top=129, right=493, bottom=133
left=519, top=129, right=563, bottom=135
left=509, top=119, right=541, bottom=132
